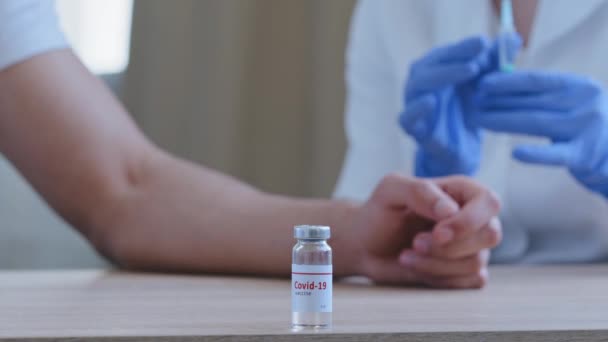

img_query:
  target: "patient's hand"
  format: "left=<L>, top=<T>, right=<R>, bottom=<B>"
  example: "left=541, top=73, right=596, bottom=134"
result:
left=351, top=174, right=501, bottom=288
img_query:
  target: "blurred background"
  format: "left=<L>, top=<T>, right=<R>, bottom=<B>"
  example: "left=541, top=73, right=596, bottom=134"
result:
left=0, top=0, right=356, bottom=269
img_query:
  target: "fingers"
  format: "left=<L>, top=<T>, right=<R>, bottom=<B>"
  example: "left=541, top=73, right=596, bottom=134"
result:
left=372, top=173, right=459, bottom=221
left=406, top=36, right=491, bottom=98
left=473, top=109, right=576, bottom=139
left=473, top=72, right=603, bottom=142
left=512, top=143, right=573, bottom=167
left=399, top=94, right=436, bottom=140
left=479, top=71, right=573, bottom=95
left=412, top=231, right=434, bottom=255
left=407, top=63, right=479, bottom=97
left=363, top=252, right=489, bottom=289
left=399, top=249, right=489, bottom=277
left=478, top=91, right=581, bottom=112
left=478, top=71, right=600, bottom=105
left=431, top=177, right=501, bottom=245
left=418, top=36, right=490, bottom=66
left=361, top=257, right=418, bottom=286
left=415, top=217, right=502, bottom=258
left=476, top=73, right=600, bottom=116
left=492, top=31, right=522, bottom=68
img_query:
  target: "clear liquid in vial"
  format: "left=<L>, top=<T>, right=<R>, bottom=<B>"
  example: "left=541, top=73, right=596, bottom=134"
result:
left=292, top=311, right=332, bottom=329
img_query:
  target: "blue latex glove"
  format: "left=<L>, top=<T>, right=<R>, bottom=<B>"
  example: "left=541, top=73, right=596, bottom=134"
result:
left=399, top=34, right=521, bottom=177
left=475, top=71, right=608, bottom=197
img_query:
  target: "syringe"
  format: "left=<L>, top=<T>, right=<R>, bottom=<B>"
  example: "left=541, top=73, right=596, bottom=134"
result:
left=499, top=0, right=516, bottom=72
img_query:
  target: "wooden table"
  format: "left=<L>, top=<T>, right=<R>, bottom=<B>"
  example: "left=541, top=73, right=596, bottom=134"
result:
left=1, top=266, right=607, bottom=341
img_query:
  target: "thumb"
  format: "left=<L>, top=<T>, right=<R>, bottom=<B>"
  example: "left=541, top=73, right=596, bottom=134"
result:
left=399, top=94, right=437, bottom=141
left=501, top=31, right=523, bottom=61
left=361, top=257, right=418, bottom=285
left=406, top=36, right=491, bottom=98
left=371, top=174, right=460, bottom=221
left=484, top=31, right=522, bottom=73
left=512, top=143, right=572, bottom=167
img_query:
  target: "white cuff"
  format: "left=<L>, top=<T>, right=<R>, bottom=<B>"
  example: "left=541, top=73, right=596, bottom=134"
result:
left=0, top=0, right=68, bottom=70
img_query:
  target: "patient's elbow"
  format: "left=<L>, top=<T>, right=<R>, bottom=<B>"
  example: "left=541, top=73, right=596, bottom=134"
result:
left=80, top=150, right=163, bottom=270
left=84, top=198, right=139, bottom=269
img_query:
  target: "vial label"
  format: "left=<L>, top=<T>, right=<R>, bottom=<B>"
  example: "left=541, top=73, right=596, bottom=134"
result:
left=291, top=264, right=332, bottom=313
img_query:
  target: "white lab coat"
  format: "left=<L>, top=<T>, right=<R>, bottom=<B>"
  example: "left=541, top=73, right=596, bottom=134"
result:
left=335, top=0, right=608, bottom=263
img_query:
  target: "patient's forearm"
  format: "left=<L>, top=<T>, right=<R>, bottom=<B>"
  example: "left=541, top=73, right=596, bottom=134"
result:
left=0, top=49, right=360, bottom=277
left=99, top=152, right=360, bottom=276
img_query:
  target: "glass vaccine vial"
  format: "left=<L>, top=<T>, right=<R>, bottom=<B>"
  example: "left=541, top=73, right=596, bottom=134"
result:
left=291, top=225, right=332, bottom=329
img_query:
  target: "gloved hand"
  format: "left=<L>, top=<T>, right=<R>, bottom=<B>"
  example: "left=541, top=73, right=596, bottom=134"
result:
left=474, top=71, right=608, bottom=197
left=399, top=34, right=521, bottom=177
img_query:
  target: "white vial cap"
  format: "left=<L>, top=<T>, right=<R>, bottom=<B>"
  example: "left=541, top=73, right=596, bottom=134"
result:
left=294, top=225, right=330, bottom=240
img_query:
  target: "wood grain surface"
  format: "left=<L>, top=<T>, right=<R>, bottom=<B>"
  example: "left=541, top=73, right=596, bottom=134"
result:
left=1, top=266, right=608, bottom=341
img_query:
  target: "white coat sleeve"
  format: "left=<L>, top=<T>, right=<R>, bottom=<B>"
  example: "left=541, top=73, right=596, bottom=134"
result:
left=0, top=0, right=68, bottom=71
left=333, top=0, right=414, bottom=201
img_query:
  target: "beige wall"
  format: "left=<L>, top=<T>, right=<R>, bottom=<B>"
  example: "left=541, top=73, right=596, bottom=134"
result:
left=124, top=0, right=356, bottom=197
